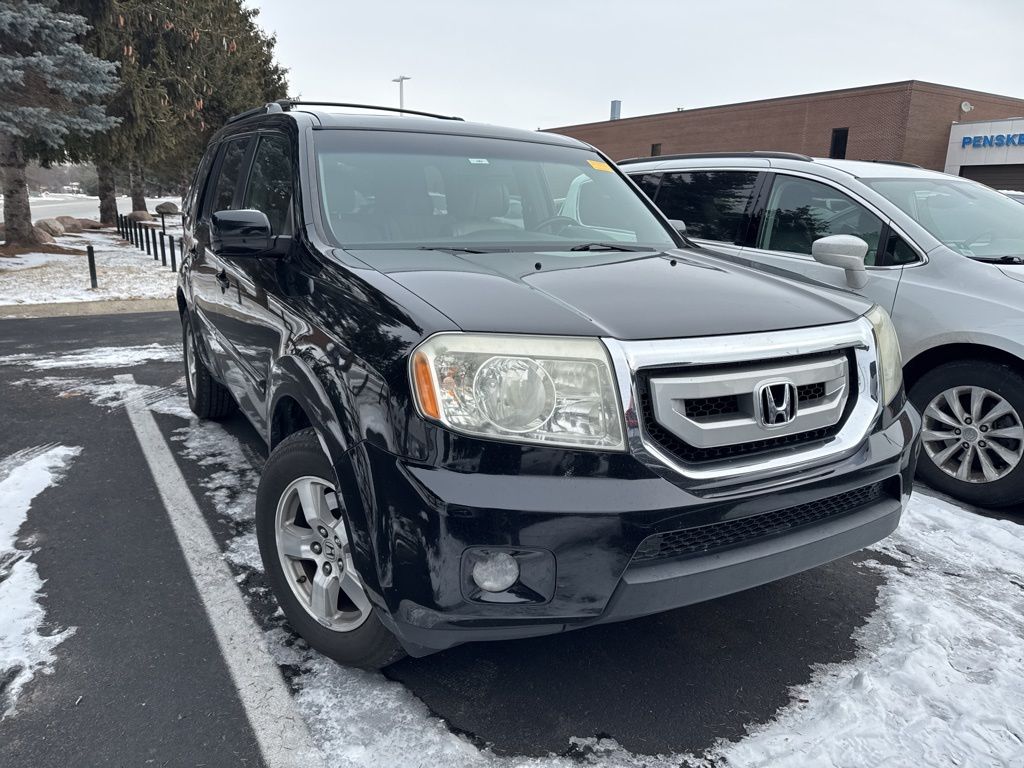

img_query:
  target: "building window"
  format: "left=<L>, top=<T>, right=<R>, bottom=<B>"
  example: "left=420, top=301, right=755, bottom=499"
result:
left=829, top=128, right=849, bottom=159
left=650, top=143, right=662, bottom=157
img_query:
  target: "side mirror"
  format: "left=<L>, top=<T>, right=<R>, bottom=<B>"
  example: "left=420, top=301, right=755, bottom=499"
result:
left=812, top=234, right=869, bottom=289
left=211, top=209, right=275, bottom=257
left=668, top=218, right=687, bottom=236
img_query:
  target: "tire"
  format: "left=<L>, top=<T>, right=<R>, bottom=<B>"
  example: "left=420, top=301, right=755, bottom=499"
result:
left=182, top=313, right=236, bottom=420
left=256, top=429, right=405, bottom=669
left=910, top=360, right=1024, bottom=509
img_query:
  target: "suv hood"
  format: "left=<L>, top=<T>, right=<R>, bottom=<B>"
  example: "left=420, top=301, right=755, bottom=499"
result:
left=347, top=247, right=869, bottom=340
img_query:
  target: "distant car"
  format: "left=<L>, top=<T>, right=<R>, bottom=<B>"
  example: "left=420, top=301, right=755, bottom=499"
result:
left=1001, top=190, right=1024, bottom=205
left=624, top=152, right=1024, bottom=508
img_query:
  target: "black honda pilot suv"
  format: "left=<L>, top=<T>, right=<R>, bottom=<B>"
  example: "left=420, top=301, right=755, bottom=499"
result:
left=177, top=100, right=921, bottom=668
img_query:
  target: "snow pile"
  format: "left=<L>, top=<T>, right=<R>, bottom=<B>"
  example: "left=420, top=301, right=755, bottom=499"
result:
left=0, top=229, right=176, bottom=306
left=706, top=494, right=1024, bottom=768
left=0, top=444, right=81, bottom=719
left=0, top=343, right=180, bottom=370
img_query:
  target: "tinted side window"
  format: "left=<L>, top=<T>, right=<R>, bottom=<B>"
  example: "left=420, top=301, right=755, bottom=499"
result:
left=243, top=135, right=294, bottom=235
left=655, top=171, right=758, bottom=242
left=183, top=145, right=217, bottom=228
left=630, top=173, right=661, bottom=199
left=209, top=137, right=251, bottom=215
left=759, top=176, right=884, bottom=265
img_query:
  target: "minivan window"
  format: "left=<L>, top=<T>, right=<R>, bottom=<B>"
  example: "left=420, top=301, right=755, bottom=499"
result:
left=243, top=134, right=294, bottom=236
left=864, top=178, right=1024, bottom=259
left=208, top=137, right=251, bottom=215
left=655, top=171, right=758, bottom=243
left=314, top=131, right=676, bottom=251
left=759, top=175, right=884, bottom=264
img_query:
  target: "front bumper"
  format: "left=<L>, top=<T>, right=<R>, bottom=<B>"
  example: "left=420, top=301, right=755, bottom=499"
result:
left=342, top=405, right=920, bottom=657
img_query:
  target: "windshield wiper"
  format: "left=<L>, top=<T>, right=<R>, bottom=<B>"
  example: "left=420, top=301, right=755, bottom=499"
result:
left=567, top=242, right=655, bottom=252
left=416, top=246, right=509, bottom=255
left=972, top=255, right=1024, bottom=264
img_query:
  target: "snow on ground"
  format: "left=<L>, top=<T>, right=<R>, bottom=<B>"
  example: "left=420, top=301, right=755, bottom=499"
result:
left=7, top=344, right=1024, bottom=766
left=0, top=343, right=180, bottom=370
left=0, top=228, right=177, bottom=307
left=0, top=444, right=80, bottom=719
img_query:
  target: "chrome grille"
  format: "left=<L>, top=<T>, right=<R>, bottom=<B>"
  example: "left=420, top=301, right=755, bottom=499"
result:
left=642, top=352, right=850, bottom=461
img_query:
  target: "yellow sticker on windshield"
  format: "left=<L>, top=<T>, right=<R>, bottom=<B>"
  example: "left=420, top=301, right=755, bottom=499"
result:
left=588, top=159, right=613, bottom=172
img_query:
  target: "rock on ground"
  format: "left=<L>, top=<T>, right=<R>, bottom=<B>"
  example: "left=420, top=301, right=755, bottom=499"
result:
left=155, top=201, right=179, bottom=214
left=126, top=211, right=154, bottom=222
left=34, top=218, right=65, bottom=237
left=56, top=216, right=83, bottom=233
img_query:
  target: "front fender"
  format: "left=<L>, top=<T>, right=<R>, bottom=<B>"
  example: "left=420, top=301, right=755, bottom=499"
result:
left=266, top=355, right=387, bottom=602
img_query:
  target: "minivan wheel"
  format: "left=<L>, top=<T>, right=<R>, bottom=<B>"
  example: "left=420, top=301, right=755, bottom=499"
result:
left=256, top=429, right=405, bottom=669
left=181, top=314, right=236, bottom=419
left=910, top=360, right=1024, bottom=508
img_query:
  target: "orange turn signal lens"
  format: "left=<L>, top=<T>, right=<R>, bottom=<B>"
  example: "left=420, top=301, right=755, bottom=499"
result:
left=412, top=351, right=440, bottom=420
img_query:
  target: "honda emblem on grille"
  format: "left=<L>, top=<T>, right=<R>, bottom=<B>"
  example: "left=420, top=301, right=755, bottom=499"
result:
left=756, top=380, right=798, bottom=428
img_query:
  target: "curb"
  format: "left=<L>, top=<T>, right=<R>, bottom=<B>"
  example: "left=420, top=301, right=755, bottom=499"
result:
left=1, top=298, right=177, bottom=319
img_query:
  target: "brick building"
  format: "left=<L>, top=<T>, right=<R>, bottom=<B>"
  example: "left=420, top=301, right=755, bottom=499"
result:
left=548, top=81, right=1024, bottom=176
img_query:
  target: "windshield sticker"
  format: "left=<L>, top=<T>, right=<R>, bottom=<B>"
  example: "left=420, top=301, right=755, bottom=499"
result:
left=588, top=159, right=612, bottom=172
left=468, top=158, right=489, bottom=164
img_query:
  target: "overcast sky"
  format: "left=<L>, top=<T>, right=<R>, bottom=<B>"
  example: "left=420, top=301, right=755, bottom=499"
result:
left=253, top=0, right=1024, bottom=130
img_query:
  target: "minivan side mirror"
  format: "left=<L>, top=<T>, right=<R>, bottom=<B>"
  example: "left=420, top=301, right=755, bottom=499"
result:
left=668, top=218, right=687, bottom=236
left=210, top=209, right=276, bottom=257
left=811, top=234, right=869, bottom=289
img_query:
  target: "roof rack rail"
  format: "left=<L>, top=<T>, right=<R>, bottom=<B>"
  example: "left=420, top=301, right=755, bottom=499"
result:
left=617, top=150, right=813, bottom=165
left=225, top=101, right=284, bottom=124
left=855, top=159, right=921, bottom=168
left=275, top=100, right=464, bottom=121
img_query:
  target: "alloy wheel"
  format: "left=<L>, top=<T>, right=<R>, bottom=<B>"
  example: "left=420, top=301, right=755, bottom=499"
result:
left=274, top=475, right=372, bottom=632
left=922, top=385, right=1024, bottom=484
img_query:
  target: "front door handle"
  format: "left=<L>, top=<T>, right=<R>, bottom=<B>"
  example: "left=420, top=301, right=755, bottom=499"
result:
left=216, top=269, right=230, bottom=291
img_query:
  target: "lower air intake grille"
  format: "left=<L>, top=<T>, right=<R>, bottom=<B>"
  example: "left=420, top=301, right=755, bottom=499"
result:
left=632, top=482, right=888, bottom=563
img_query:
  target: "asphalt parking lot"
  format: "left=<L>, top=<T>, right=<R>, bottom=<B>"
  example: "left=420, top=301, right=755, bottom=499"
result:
left=1, top=313, right=1021, bottom=768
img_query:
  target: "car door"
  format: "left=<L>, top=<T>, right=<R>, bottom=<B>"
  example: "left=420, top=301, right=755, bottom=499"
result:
left=189, top=134, right=255, bottom=390
left=217, top=131, right=298, bottom=428
left=630, top=170, right=761, bottom=259
left=741, top=173, right=906, bottom=312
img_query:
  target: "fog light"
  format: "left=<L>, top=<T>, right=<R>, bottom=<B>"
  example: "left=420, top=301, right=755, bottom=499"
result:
left=471, top=552, right=520, bottom=592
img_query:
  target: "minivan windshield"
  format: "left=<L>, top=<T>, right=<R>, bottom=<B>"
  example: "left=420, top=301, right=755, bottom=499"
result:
left=314, top=130, right=677, bottom=252
left=863, top=177, right=1024, bottom=260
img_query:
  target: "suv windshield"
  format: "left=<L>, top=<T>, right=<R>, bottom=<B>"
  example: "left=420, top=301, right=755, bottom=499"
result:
left=314, top=130, right=676, bottom=251
left=863, top=177, right=1024, bottom=260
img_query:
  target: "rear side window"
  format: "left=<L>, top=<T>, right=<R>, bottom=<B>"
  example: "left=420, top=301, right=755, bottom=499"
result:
left=208, top=137, right=251, bottom=215
left=630, top=173, right=662, bottom=199
left=183, top=145, right=217, bottom=228
left=758, top=176, right=884, bottom=265
left=655, top=171, right=758, bottom=243
left=243, top=134, right=294, bottom=236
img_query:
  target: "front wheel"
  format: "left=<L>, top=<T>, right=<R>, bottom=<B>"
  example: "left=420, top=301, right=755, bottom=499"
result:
left=256, top=429, right=405, bottom=669
left=910, top=360, right=1024, bottom=508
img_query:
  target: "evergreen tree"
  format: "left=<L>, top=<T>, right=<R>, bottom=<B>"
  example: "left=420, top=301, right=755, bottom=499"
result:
left=65, top=0, right=287, bottom=217
left=0, top=0, right=118, bottom=245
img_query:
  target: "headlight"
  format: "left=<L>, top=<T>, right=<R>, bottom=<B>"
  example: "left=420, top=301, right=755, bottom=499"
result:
left=411, top=333, right=625, bottom=450
left=865, top=305, right=903, bottom=405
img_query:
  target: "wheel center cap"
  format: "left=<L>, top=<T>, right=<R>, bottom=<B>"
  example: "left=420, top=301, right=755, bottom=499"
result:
left=963, top=426, right=979, bottom=442
left=323, top=540, right=337, bottom=559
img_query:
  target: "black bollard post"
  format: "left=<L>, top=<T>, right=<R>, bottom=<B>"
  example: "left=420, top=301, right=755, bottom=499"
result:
left=133, top=219, right=140, bottom=248
left=159, top=231, right=167, bottom=266
left=160, top=212, right=166, bottom=234
left=87, top=245, right=97, bottom=289
left=116, top=214, right=122, bottom=238
left=169, top=235, right=177, bottom=271
left=145, top=226, right=152, bottom=257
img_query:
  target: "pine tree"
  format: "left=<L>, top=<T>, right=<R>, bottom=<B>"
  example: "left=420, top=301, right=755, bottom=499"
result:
left=0, top=0, right=119, bottom=245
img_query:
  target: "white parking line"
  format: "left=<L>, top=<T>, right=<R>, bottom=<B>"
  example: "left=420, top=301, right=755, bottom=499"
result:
left=115, top=374, right=324, bottom=768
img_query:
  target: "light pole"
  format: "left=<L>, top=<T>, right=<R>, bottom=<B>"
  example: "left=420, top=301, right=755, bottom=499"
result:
left=392, top=75, right=411, bottom=110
